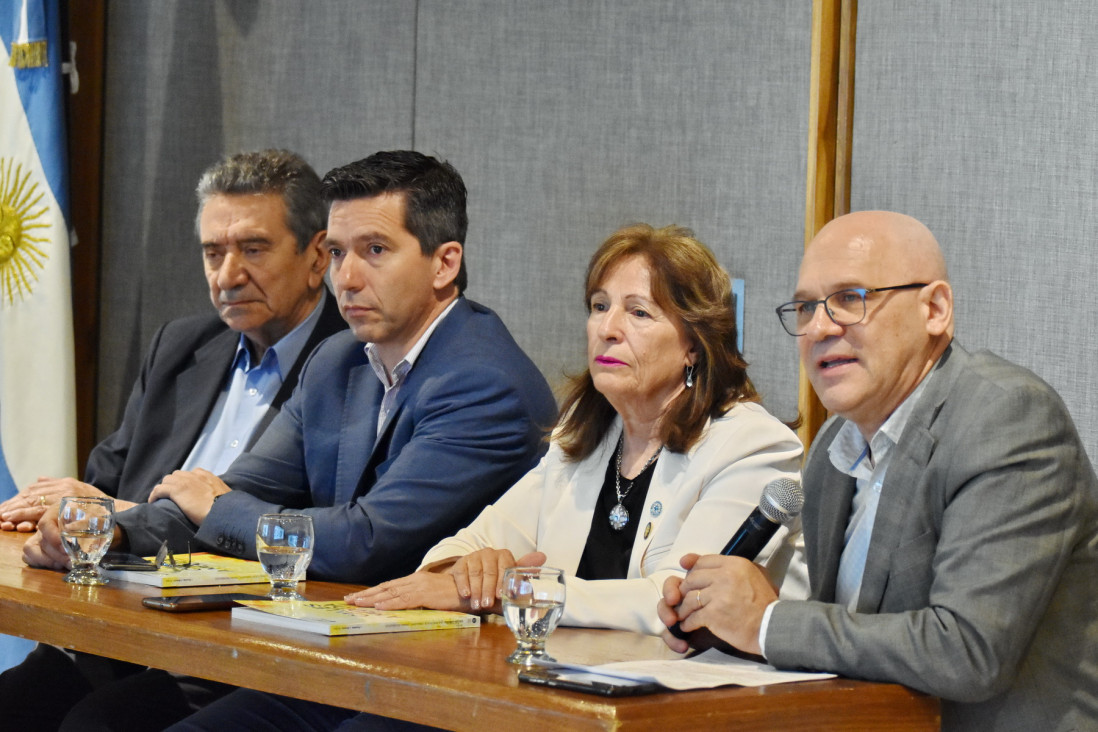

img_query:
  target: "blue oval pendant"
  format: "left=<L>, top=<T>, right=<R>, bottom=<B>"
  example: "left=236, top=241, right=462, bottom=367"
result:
left=609, top=503, right=630, bottom=531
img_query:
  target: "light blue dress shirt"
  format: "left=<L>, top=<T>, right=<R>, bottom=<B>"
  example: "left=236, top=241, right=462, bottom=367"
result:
left=760, top=367, right=936, bottom=655
left=830, top=371, right=933, bottom=610
left=181, top=298, right=325, bottom=475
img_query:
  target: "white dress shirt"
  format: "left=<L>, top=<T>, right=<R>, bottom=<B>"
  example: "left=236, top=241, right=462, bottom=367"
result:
left=365, top=298, right=459, bottom=438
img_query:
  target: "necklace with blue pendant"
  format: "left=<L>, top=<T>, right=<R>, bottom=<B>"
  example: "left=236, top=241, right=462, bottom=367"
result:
left=611, top=433, right=662, bottom=531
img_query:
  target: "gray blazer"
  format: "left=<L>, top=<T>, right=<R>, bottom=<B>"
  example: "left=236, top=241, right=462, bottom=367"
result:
left=766, top=342, right=1098, bottom=731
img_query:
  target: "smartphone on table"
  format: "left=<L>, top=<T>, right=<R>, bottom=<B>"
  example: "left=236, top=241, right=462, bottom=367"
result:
left=517, top=669, right=665, bottom=697
left=141, top=593, right=268, bottom=612
left=100, top=552, right=158, bottom=571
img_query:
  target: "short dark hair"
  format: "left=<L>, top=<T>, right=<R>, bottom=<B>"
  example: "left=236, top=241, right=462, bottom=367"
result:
left=321, top=150, right=468, bottom=292
left=556, top=224, right=758, bottom=460
left=195, top=149, right=325, bottom=252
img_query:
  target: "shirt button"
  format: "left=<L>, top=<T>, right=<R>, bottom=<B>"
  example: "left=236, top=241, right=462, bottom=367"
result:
left=248, top=388, right=258, bottom=396
left=230, top=440, right=239, bottom=448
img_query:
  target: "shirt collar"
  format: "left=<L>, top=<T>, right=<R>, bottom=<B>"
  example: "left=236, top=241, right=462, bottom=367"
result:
left=828, top=363, right=937, bottom=477
left=365, top=297, right=460, bottom=386
left=234, top=295, right=326, bottom=380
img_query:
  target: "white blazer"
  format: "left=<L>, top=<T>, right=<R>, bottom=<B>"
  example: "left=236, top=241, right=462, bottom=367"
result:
left=419, top=401, right=808, bottom=636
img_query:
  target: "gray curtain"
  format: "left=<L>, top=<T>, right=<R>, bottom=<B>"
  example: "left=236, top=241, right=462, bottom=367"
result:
left=852, top=0, right=1098, bottom=459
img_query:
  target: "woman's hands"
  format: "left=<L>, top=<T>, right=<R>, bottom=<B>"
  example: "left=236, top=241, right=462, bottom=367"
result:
left=344, top=548, right=547, bottom=613
left=449, top=548, right=547, bottom=611
left=345, top=570, right=472, bottom=612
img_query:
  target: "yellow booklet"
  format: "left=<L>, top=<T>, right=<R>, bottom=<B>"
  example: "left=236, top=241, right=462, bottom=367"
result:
left=231, top=600, right=480, bottom=636
left=101, top=553, right=270, bottom=588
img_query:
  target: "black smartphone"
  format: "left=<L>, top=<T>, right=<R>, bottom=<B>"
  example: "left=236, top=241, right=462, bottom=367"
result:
left=141, top=593, right=268, bottom=613
left=517, top=669, right=665, bottom=697
left=101, top=552, right=158, bottom=571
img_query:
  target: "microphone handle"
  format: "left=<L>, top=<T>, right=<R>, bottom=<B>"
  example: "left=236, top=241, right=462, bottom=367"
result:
left=720, top=507, right=781, bottom=558
left=668, top=507, right=780, bottom=641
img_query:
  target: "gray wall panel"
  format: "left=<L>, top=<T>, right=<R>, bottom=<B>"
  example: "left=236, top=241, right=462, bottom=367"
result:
left=97, top=0, right=811, bottom=442
left=852, top=0, right=1098, bottom=458
left=416, top=0, right=809, bottom=417
left=98, top=0, right=416, bottom=435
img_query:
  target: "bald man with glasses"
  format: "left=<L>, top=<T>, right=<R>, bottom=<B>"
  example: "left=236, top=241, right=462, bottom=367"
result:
left=659, top=211, right=1098, bottom=731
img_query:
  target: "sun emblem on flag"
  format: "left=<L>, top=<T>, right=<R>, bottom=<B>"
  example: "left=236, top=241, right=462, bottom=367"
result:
left=0, top=158, right=50, bottom=306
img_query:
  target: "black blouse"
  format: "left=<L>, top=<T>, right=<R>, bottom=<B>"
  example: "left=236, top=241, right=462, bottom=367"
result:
left=575, top=449, right=658, bottom=580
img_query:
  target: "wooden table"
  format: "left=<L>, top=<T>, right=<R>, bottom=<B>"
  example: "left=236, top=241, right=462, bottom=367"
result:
left=0, top=531, right=939, bottom=730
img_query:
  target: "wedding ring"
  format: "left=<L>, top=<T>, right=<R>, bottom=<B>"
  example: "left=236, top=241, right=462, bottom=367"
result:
left=696, top=590, right=704, bottom=609
left=38, top=496, right=47, bottom=507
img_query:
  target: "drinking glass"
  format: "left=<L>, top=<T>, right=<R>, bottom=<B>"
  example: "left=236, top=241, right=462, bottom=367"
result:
left=256, top=513, right=314, bottom=601
left=58, top=496, right=115, bottom=585
left=501, top=566, right=566, bottom=665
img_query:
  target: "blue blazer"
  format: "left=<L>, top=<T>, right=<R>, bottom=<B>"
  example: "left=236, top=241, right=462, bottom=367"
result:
left=106, top=291, right=347, bottom=554
left=196, top=297, right=558, bottom=584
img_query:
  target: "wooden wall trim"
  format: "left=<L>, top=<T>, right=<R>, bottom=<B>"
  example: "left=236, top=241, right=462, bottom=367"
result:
left=799, top=0, right=857, bottom=450
left=64, top=1, right=107, bottom=471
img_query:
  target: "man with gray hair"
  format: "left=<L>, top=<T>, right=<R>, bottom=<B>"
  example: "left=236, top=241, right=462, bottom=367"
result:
left=12, top=149, right=346, bottom=557
left=2, top=149, right=346, bottom=731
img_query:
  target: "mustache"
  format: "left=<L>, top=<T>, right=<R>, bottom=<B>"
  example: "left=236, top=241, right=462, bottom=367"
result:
left=218, top=287, right=255, bottom=305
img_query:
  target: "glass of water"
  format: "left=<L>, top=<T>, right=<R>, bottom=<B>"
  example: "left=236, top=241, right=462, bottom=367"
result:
left=58, top=496, right=115, bottom=585
left=256, top=513, right=313, bottom=601
left=501, top=566, right=565, bottom=665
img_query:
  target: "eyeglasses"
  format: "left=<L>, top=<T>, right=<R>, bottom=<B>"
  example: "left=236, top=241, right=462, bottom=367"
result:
left=154, top=540, right=192, bottom=571
left=775, top=283, right=928, bottom=336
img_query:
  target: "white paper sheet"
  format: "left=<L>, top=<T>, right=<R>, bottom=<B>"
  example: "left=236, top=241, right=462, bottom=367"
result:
left=540, top=648, right=836, bottom=691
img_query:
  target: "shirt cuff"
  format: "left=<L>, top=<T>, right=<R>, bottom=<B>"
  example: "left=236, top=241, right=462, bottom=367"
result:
left=758, top=600, right=779, bottom=658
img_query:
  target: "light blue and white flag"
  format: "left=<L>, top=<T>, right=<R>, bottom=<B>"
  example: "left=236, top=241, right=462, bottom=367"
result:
left=0, top=0, right=77, bottom=669
left=0, top=0, right=76, bottom=493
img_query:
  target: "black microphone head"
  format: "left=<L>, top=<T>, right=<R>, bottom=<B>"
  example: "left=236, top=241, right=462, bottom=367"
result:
left=758, top=477, right=803, bottom=524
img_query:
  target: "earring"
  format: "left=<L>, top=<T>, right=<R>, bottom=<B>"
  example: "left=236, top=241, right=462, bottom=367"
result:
left=684, top=364, right=696, bottom=389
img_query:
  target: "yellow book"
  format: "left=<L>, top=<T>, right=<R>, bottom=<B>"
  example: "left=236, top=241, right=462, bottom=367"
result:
left=231, top=600, right=480, bottom=636
left=101, top=553, right=270, bottom=588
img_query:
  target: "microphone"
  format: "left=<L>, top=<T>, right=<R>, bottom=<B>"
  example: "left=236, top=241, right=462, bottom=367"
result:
left=718, top=477, right=803, bottom=558
left=668, top=477, right=804, bottom=641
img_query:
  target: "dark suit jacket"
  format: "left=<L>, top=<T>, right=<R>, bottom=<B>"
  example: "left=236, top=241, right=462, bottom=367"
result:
left=766, top=342, right=1098, bottom=731
left=108, top=292, right=346, bottom=554
left=195, top=297, right=558, bottom=584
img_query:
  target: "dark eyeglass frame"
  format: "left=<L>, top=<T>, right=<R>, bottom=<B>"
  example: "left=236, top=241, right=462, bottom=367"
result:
left=775, top=283, right=928, bottom=336
left=154, top=540, right=193, bottom=571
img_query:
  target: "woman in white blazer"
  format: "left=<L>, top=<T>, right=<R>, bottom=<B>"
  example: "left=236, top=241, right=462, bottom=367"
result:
left=346, top=224, right=806, bottom=636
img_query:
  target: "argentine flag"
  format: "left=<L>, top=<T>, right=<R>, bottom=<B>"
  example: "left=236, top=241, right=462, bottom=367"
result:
left=0, top=0, right=77, bottom=669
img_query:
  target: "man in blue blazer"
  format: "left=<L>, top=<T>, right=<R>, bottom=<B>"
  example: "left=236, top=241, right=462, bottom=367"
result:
left=660, top=211, right=1098, bottom=731
left=141, top=150, right=557, bottom=584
